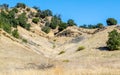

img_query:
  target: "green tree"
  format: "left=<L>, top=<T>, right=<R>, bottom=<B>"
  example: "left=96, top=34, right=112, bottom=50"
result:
left=49, top=15, right=62, bottom=29
left=50, top=22, right=57, bottom=29
left=107, top=29, right=120, bottom=50
left=26, top=8, right=30, bottom=11
left=58, top=23, right=67, bottom=31
left=106, top=18, right=117, bottom=26
left=33, top=6, right=41, bottom=12
left=16, top=3, right=26, bottom=8
left=67, top=19, right=76, bottom=26
left=17, top=13, right=31, bottom=30
left=96, top=23, right=104, bottom=28
left=40, top=9, right=52, bottom=18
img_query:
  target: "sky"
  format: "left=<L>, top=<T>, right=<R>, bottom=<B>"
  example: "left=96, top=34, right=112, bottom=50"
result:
left=0, top=0, right=120, bottom=26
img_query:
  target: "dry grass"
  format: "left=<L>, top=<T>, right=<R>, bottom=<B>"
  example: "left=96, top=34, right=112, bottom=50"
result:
left=0, top=67, right=120, bottom=75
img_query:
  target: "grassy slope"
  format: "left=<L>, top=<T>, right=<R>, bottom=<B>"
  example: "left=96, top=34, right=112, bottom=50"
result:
left=0, top=26, right=120, bottom=75
left=0, top=31, right=50, bottom=71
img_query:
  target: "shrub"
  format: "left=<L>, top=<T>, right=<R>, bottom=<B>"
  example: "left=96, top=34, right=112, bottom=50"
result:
left=45, top=22, right=50, bottom=27
left=0, top=11, right=11, bottom=33
left=26, top=8, right=30, bottom=11
left=35, top=12, right=41, bottom=17
left=25, top=23, right=31, bottom=30
left=12, top=8, right=18, bottom=13
left=106, top=18, right=117, bottom=26
left=96, top=23, right=104, bottom=28
left=40, top=9, right=52, bottom=18
left=58, top=51, right=65, bottom=55
left=17, top=13, right=27, bottom=27
left=41, top=26, right=50, bottom=34
left=63, top=60, right=69, bottom=62
left=32, top=18, right=39, bottom=24
left=12, top=29, right=19, bottom=38
left=80, top=24, right=101, bottom=29
left=16, top=3, right=26, bottom=8
left=22, top=38, right=27, bottom=43
left=53, top=44, right=56, bottom=49
left=29, top=12, right=35, bottom=18
left=76, top=46, right=85, bottom=51
left=8, top=10, right=15, bottom=19
left=49, top=15, right=61, bottom=29
left=33, top=6, right=41, bottom=12
left=11, top=19, right=19, bottom=28
left=58, top=23, right=67, bottom=31
left=42, top=9, right=52, bottom=16
left=107, top=29, right=120, bottom=50
left=67, top=19, right=76, bottom=26
left=17, top=13, right=30, bottom=30
left=3, top=23, right=11, bottom=33
left=50, top=22, right=57, bottom=29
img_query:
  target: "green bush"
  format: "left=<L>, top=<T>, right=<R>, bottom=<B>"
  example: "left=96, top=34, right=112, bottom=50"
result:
left=42, top=9, right=52, bottom=16
left=35, top=12, right=41, bottom=17
left=12, top=29, right=19, bottom=38
left=106, top=18, right=117, bottom=26
left=12, top=8, right=18, bottom=13
left=63, top=60, right=69, bottom=62
left=25, top=23, right=31, bottom=30
left=32, top=18, right=39, bottom=24
left=26, top=8, right=30, bottom=11
left=58, top=23, right=67, bottom=31
left=58, top=51, right=65, bottom=55
left=76, top=46, right=85, bottom=51
left=16, top=3, right=26, bottom=8
left=11, top=19, right=19, bottom=28
left=96, top=23, right=104, bottom=28
left=53, top=44, right=56, bottom=49
left=22, top=38, right=27, bottom=43
left=33, top=6, right=41, bottom=12
left=50, top=22, right=57, bottom=29
left=107, top=29, right=120, bottom=50
left=0, top=11, right=11, bottom=33
left=40, top=9, right=52, bottom=18
left=80, top=24, right=102, bottom=29
left=3, top=23, right=11, bottom=33
left=41, top=26, right=50, bottom=34
left=17, top=13, right=30, bottom=30
left=67, top=19, right=76, bottom=26
left=49, top=15, right=61, bottom=29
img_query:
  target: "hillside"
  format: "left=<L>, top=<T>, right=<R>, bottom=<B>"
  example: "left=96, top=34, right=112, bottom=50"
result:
left=0, top=3, right=120, bottom=75
left=0, top=29, right=55, bottom=71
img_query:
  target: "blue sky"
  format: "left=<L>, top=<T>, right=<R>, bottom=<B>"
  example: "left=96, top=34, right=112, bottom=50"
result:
left=0, top=0, right=120, bottom=26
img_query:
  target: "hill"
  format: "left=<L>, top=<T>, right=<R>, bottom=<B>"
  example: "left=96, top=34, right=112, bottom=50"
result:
left=0, top=3, right=120, bottom=75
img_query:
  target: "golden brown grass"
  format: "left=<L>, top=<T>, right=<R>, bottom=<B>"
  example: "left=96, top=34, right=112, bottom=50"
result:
left=0, top=67, right=120, bottom=75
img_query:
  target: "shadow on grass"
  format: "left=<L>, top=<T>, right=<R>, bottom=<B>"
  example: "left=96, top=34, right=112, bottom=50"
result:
left=97, top=47, right=109, bottom=51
